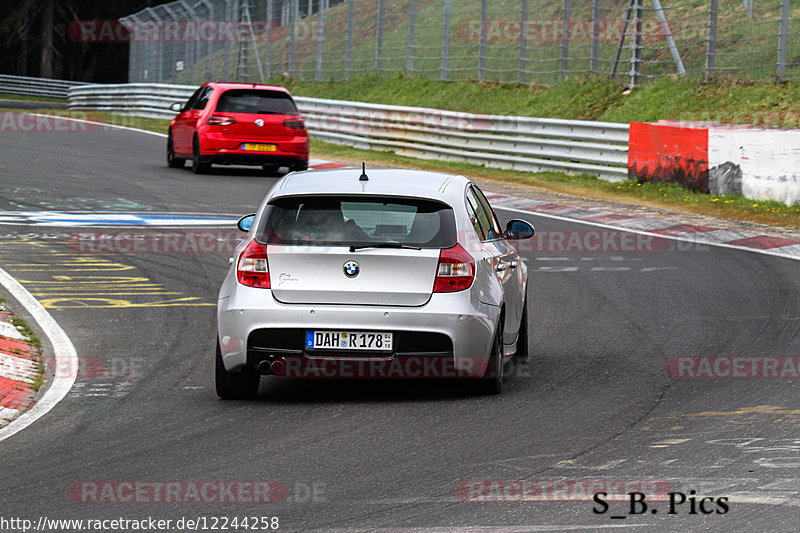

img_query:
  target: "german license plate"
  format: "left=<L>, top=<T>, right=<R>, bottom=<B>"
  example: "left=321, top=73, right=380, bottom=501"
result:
left=306, top=331, right=393, bottom=351
left=242, top=143, right=277, bottom=152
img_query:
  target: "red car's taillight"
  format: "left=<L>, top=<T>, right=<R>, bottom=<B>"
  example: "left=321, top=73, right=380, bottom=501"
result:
left=433, top=243, right=475, bottom=293
left=237, top=240, right=270, bottom=288
left=206, top=114, right=237, bottom=126
left=282, top=118, right=305, bottom=129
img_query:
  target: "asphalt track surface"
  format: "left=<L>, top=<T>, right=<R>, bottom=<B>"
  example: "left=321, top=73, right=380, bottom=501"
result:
left=0, top=118, right=799, bottom=532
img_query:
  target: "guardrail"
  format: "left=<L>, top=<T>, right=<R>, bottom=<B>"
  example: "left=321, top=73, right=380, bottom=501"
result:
left=0, top=75, right=85, bottom=99
left=67, top=83, right=629, bottom=181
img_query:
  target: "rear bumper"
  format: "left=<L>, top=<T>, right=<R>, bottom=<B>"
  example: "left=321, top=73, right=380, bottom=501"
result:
left=202, top=153, right=307, bottom=169
left=217, top=284, right=500, bottom=379
left=199, top=132, right=309, bottom=167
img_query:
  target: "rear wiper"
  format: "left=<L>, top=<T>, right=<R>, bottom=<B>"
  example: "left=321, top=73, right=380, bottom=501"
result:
left=349, top=243, right=421, bottom=252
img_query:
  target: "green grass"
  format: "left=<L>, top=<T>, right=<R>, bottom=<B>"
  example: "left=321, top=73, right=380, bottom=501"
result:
left=94, top=112, right=171, bottom=134
left=309, top=138, right=800, bottom=228
left=278, top=73, right=800, bottom=128
left=0, top=93, right=66, bottom=103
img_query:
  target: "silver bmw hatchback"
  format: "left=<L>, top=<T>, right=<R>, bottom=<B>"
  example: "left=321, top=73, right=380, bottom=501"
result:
left=216, top=167, right=534, bottom=398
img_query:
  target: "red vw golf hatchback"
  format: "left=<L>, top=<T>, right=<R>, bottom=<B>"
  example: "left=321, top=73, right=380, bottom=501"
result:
left=167, top=82, right=309, bottom=175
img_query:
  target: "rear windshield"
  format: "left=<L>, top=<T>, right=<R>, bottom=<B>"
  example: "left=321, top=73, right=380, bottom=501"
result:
left=216, top=89, right=298, bottom=115
left=257, top=196, right=457, bottom=249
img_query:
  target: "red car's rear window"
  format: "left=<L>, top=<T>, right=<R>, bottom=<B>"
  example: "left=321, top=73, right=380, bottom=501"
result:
left=216, top=89, right=298, bottom=115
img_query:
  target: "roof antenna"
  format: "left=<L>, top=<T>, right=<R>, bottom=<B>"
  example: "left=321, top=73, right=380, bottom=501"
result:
left=358, top=162, right=369, bottom=181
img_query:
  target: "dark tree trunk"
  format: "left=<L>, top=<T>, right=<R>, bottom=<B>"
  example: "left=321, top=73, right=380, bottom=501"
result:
left=39, top=0, right=55, bottom=78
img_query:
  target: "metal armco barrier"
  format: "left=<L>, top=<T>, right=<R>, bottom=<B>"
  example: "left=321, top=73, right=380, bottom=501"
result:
left=68, top=83, right=629, bottom=180
left=0, top=75, right=85, bottom=99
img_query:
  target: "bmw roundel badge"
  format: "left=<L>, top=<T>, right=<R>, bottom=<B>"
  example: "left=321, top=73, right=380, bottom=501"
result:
left=343, top=261, right=360, bottom=278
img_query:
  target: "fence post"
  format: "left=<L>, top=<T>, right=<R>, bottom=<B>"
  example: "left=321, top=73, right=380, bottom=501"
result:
left=236, top=2, right=249, bottom=82
left=706, top=0, right=718, bottom=80
left=316, top=0, right=324, bottom=80
left=223, top=0, right=232, bottom=80
left=518, top=0, right=529, bottom=83
left=651, top=0, right=685, bottom=75
left=560, top=0, right=571, bottom=80
left=376, top=0, right=384, bottom=72
left=345, top=0, right=353, bottom=78
left=289, top=0, right=297, bottom=77
left=441, top=0, right=451, bottom=80
left=408, top=0, right=417, bottom=75
left=630, top=0, right=642, bottom=88
left=142, top=8, right=165, bottom=83
left=479, top=0, right=487, bottom=79
left=590, top=0, right=600, bottom=75
left=778, top=0, right=790, bottom=78
left=265, top=0, right=273, bottom=79
left=196, top=0, right=214, bottom=80
left=161, top=4, right=178, bottom=82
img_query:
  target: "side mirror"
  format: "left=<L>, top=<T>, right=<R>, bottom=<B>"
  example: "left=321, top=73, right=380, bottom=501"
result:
left=503, top=219, right=535, bottom=240
left=169, top=102, right=184, bottom=112
left=237, top=214, right=256, bottom=232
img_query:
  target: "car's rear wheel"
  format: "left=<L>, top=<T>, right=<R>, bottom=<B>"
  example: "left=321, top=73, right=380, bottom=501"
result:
left=293, top=160, right=308, bottom=172
left=192, top=137, right=210, bottom=174
left=166, top=131, right=185, bottom=168
left=477, top=329, right=504, bottom=395
left=215, top=339, right=260, bottom=399
left=513, top=299, right=529, bottom=363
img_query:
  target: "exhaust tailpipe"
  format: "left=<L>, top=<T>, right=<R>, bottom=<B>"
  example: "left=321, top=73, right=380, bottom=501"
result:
left=271, top=359, right=285, bottom=376
left=257, top=360, right=273, bottom=375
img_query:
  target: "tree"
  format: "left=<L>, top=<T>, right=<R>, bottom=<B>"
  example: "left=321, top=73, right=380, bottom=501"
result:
left=0, top=0, right=174, bottom=81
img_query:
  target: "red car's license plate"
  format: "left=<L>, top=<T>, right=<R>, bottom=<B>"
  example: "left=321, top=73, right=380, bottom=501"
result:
left=242, top=143, right=277, bottom=152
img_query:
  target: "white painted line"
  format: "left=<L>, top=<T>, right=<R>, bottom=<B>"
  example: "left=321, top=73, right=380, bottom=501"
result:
left=0, top=406, right=20, bottom=421
left=30, top=113, right=167, bottom=138
left=0, top=266, right=77, bottom=443
left=0, top=321, right=24, bottom=340
left=493, top=202, right=800, bottom=262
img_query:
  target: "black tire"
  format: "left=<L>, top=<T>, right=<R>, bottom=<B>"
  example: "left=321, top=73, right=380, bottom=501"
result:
left=512, top=299, right=529, bottom=363
left=477, top=330, right=504, bottom=395
left=192, top=137, right=210, bottom=174
left=166, top=131, right=185, bottom=168
left=293, top=160, right=308, bottom=172
left=215, top=339, right=260, bottom=399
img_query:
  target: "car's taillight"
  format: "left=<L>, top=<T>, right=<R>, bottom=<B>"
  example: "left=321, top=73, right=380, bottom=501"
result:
left=206, top=114, right=237, bottom=126
left=283, top=117, right=305, bottom=129
left=237, top=240, right=270, bottom=288
left=433, top=243, right=475, bottom=293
